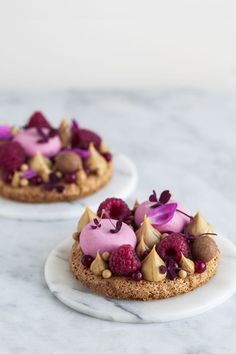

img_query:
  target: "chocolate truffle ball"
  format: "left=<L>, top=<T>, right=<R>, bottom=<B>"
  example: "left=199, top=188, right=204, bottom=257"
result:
left=191, top=236, right=217, bottom=262
left=55, top=151, right=82, bottom=173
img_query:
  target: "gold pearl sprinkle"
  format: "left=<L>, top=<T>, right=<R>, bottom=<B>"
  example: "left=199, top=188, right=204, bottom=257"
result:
left=20, top=164, right=29, bottom=172
left=20, top=178, right=29, bottom=187
left=178, top=270, right=187, bottom=279
left=102, top=269, right=112, bottom=279
left=101, top=251, right=110, bottom=261
left=56, top=171, right=62, bottom=178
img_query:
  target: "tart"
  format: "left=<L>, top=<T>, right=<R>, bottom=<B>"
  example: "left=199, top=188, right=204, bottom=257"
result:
left=0, top=112, right=112, bottom=203
left=70, top=190, right=220, bottom=301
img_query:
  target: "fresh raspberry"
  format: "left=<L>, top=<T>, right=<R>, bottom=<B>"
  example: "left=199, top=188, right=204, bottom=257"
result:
left=0, top=142, right=26, bottom=172
left=71, top=128, right=101, bottom=150
left=157, top=233, right=189, bottom=262
left=97, top=197, right=130, bottom=221
left=109, top=245, right=141, bottom=276
left=27, top=111, right=51, bottom=129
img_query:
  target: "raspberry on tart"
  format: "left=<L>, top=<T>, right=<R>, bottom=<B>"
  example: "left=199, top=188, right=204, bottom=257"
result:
left=70, top=190, right=220, bottom=301
left=27, top=111, right=51, bottom=129
left=0, top=141, right=26, bottom=172
left=71, top=128, right=101, bottom=150
left=157, top=233, right=189, bottom=262
left=109, top=245, right=141, bottom=276
left=97, top=197, right=130, bottom=222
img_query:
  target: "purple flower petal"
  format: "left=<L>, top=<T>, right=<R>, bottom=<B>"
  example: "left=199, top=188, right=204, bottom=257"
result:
left=62, top=147, right=90, bottom=159
left=72, top=147, right=90, bottom=159
left=149, top=190, right=158, bottom=202
left=0, top=125, right=13, bottom=139
left=22, top=169, right=37, bottom=179
left=147, top=203, right=177, bottom=226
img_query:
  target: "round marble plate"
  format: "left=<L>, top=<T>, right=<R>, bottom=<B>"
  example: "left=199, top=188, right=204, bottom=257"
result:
left=0, top=154, right=137, bottom=221
left=45, top=235, right=236, bottom=323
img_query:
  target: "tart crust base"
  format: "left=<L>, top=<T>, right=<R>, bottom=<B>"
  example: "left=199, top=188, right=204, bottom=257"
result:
left=0, top=163, right=112, bottom=203
left=70, top=242, right=220, bottom=301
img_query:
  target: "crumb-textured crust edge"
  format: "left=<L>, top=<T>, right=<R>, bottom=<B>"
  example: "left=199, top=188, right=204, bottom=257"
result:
left=0, top=163, right=112, bottom=203
left=70, top=242, right=221, bottom=301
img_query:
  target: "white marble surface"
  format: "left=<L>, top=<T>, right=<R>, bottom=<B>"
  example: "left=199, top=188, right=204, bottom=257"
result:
left=45, top=236, right=236, bottom=323
left=1, top=90, right=236, bottom=353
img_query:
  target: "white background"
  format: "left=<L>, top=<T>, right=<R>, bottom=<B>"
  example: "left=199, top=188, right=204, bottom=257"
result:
left=1, top=0, right=236, bottom=90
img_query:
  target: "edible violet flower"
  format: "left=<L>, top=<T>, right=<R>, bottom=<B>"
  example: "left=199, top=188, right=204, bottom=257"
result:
left=147, top=203, right=177, bottom=226
left=22, top=169, right=37, bottom=180
left=0, top=125, right=14, bottom=140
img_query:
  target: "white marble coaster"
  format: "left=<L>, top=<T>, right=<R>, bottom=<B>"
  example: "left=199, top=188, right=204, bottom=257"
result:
left=45, top=235, right=236, bottom=323
left=0, top=154, right=137, bottom=221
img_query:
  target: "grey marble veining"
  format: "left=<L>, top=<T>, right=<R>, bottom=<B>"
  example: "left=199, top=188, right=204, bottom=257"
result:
left=0, top=90, right=236, bottom=353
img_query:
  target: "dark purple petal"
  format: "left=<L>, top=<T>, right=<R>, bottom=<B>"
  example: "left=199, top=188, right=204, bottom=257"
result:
left=71, top=119, right=80, bottom=131
left=110, top=220, right=122, bottom=234
left=159, top=190, right=171, bottom=204
left=91, top=218, right=101, bottom=229
left=147, top=203, right=177, bottom=226
left=0, top=125, right=14, bottom=139
left=149, top=190, right=158, bottom=202
left=150, top=202, right=160, bottom=209
left=48, top=128, right=58, bottom=138
left=93, top=218, right=99, bottom=225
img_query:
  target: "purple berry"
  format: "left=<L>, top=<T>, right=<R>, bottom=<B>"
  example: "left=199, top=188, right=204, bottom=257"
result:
left=131, top=271, right=143, bottom=281
left=3, top=172, right=13, bottom=184
left=141, top=249, right=151, bottom=260
left=56, top=185, right=64, bottom=193
left=81, top=255, right=94, bottom=268
left=194, top=260, right=206, bottom=273
left=49, top=172, right=60, bottom=184
left=31, top=175, right=43, bottom=185
left=44, top=183, right=54, bottom=192
left=159, top=265, right=167, bottom=274
left=64, top=173, right=77, bottom=184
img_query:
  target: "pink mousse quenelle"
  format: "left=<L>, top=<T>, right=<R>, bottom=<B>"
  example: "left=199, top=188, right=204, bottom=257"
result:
left=14, top=127, right=62, bottom=157
left=80, top=218, right=137, bottom=258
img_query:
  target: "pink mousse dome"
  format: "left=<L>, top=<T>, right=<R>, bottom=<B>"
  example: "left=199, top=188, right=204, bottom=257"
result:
left=80, top=219, right=137, bottom=258
left=134, top=200, right=190, bottom=233
left=14, top=128, right=62, bottom=157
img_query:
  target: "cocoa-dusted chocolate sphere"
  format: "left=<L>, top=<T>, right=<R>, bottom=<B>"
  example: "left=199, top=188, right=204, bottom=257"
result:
left=55, top=151, right=82, bottom=173
left=191, top=236, right=218, bottom=262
